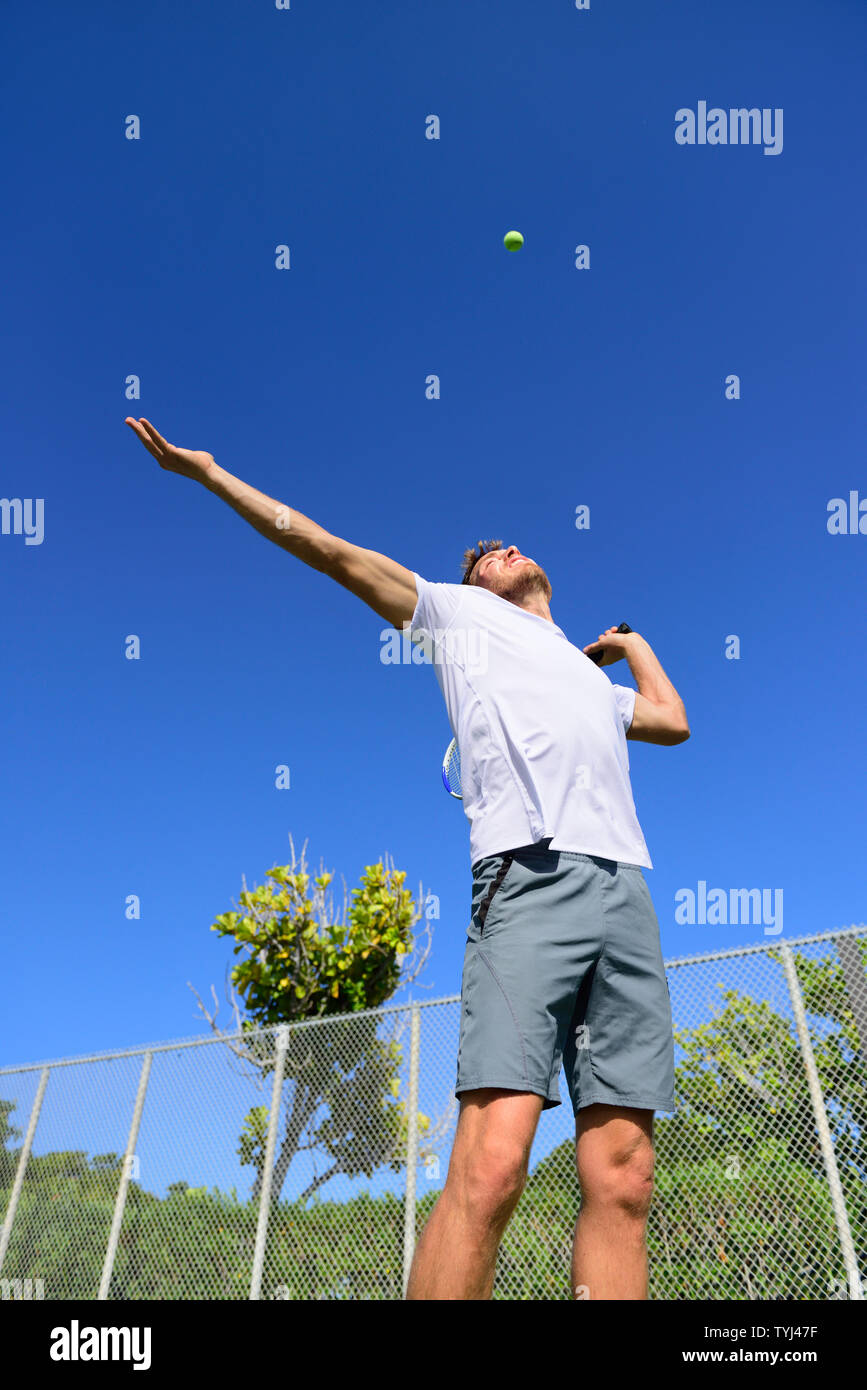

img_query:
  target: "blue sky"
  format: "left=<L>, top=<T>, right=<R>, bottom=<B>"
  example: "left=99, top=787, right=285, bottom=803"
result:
left=2, top=0, right=865, bottom=1075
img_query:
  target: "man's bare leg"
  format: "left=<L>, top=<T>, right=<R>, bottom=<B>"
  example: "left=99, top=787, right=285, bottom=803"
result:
left=571, top=1104, right=655, bottom=1300
left=406, top=1089, right=544, bottom=1300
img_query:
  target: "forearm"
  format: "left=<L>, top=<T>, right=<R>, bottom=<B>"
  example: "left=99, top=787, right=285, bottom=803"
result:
left=624, top=636, right=687, bottom=718
left=201, top=462, right=336, bottom=571
left=198, top=461, right=417, bottom=625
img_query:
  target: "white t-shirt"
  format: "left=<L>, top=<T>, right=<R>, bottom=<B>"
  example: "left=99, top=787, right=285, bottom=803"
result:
left=410, top=573, right=652, bottom=869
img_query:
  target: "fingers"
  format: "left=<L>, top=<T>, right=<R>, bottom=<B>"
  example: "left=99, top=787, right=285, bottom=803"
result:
left=125, top=417, right=159, bottom=457
left=583, top=627, right=618, bottom=653
left=125, top=416, right=168, bottom=463
left=138, top=418, right=170, bottom=450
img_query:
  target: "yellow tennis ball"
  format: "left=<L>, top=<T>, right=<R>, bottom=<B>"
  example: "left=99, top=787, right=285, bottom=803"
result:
left=503, top=230, right=524, bottom=251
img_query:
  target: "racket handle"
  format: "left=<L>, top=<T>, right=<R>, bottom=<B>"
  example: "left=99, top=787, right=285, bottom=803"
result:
left=587, top=622, right=632, bottom=665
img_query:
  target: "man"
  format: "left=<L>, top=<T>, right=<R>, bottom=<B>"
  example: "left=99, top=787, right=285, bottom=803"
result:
left=125, top=416, right=689, bottom=1301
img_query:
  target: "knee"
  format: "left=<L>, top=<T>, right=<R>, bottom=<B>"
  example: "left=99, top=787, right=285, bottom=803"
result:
left=453, top=1140, right=529, bottom=1222
left=579, top=1140, right=655, bottom=1220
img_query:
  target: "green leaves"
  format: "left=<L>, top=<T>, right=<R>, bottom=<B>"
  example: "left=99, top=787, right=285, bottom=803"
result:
left=237, top=1107, right=270, bottom=1171
left=206, top=845, right=429, bottom=1204
left=209, top=853, right=421, bottom=1026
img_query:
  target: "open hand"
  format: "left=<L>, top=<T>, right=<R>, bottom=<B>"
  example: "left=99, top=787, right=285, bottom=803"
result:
left=125, top=417, right=215, bottom=482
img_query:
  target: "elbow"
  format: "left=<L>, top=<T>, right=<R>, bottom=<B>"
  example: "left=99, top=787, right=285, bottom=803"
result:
left=655, top=713, right=690, bottom=745
left=669, top=699, right=690, bottom=744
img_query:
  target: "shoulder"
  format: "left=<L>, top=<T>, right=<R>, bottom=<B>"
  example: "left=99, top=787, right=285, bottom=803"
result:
left=411, top=574, right=467, bottom=633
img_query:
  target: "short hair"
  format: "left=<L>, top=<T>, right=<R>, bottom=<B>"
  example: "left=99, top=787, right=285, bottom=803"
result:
left=461, top=539, right=503, bottom=585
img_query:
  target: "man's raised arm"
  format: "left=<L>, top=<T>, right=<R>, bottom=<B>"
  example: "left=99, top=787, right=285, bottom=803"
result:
left=125, top=417, right=418, bottom=628
left=583, top=625, right=690, bottom=746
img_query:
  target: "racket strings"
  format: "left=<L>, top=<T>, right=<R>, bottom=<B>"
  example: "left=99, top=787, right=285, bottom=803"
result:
left=442, top=738, right=462, bottom=798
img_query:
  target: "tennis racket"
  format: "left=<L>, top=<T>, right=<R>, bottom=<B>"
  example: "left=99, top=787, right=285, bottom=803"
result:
left=441, top=622, right=633, bottom=798
left=442, top=738, right=462, bottom=799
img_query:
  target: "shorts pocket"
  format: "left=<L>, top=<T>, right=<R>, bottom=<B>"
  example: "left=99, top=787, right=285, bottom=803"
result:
left=474, top=853, right=515, bottom=939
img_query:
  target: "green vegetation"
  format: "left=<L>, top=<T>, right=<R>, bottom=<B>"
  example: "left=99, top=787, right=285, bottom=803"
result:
left=1, top=943, right=864, bottom=1299
left=197, top=844, right=435, bottom=1203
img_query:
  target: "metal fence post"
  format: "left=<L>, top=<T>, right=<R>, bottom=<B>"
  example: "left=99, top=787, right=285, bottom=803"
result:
left=780, top=943, right=863, bottom=1300
left=837, top=934, right=867, bottom=1058
left=0, top=1066, right=50, bottom=1277
left=249, top=1024, right=290, bottom=1301
left=98, top=1051, right=152, bottom=1300
left=401, top=1004, right=421, bottom=1298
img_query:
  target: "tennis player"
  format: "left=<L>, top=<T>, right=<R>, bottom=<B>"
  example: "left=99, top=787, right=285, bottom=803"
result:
left=126, top=417, right=689, bottom=1301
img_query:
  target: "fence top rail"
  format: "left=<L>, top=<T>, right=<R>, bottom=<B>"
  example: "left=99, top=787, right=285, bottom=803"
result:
left=0, top=993, right=459, bottom=1075
left=663, top=922, right=866, bottom=970
left=1, top=923, right=864, bottom=1076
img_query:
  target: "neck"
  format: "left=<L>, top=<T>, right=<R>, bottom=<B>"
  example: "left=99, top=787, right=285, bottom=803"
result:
left=511, top=594, right=554, bottom=623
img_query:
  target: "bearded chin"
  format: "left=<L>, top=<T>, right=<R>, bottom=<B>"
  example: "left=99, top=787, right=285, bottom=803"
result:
left=505, top=564, right=552, bottom=603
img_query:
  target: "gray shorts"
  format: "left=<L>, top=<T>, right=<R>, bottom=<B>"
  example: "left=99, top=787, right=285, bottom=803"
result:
left=456, top=841, right=676, bottom=1116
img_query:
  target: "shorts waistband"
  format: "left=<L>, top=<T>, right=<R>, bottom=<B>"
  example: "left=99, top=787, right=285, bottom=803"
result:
left=472, top=839, right=645, bottom=874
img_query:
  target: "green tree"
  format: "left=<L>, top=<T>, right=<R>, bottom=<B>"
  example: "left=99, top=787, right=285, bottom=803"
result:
left=193, top=839, right=437, bottom=1204
left=647, top=943, right=867, bottom=1299
left=461, top=948, right=867, bottom=1303
left=657, top=943, right=867, bottom=1180
left=0, top=1099, right=22, bottom=1187
left=2, top=942, right=864, bottom=1299
left=498, top=940, right=867, bottom=1300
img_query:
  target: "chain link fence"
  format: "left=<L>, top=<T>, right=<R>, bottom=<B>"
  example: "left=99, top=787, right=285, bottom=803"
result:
left=1, top=925, right=865, bottom=1301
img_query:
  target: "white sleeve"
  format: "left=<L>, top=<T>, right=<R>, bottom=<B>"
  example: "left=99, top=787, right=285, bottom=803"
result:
left=611, top=683, right=636, bottom=733
left=409, top=573, right=465, bottom=639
